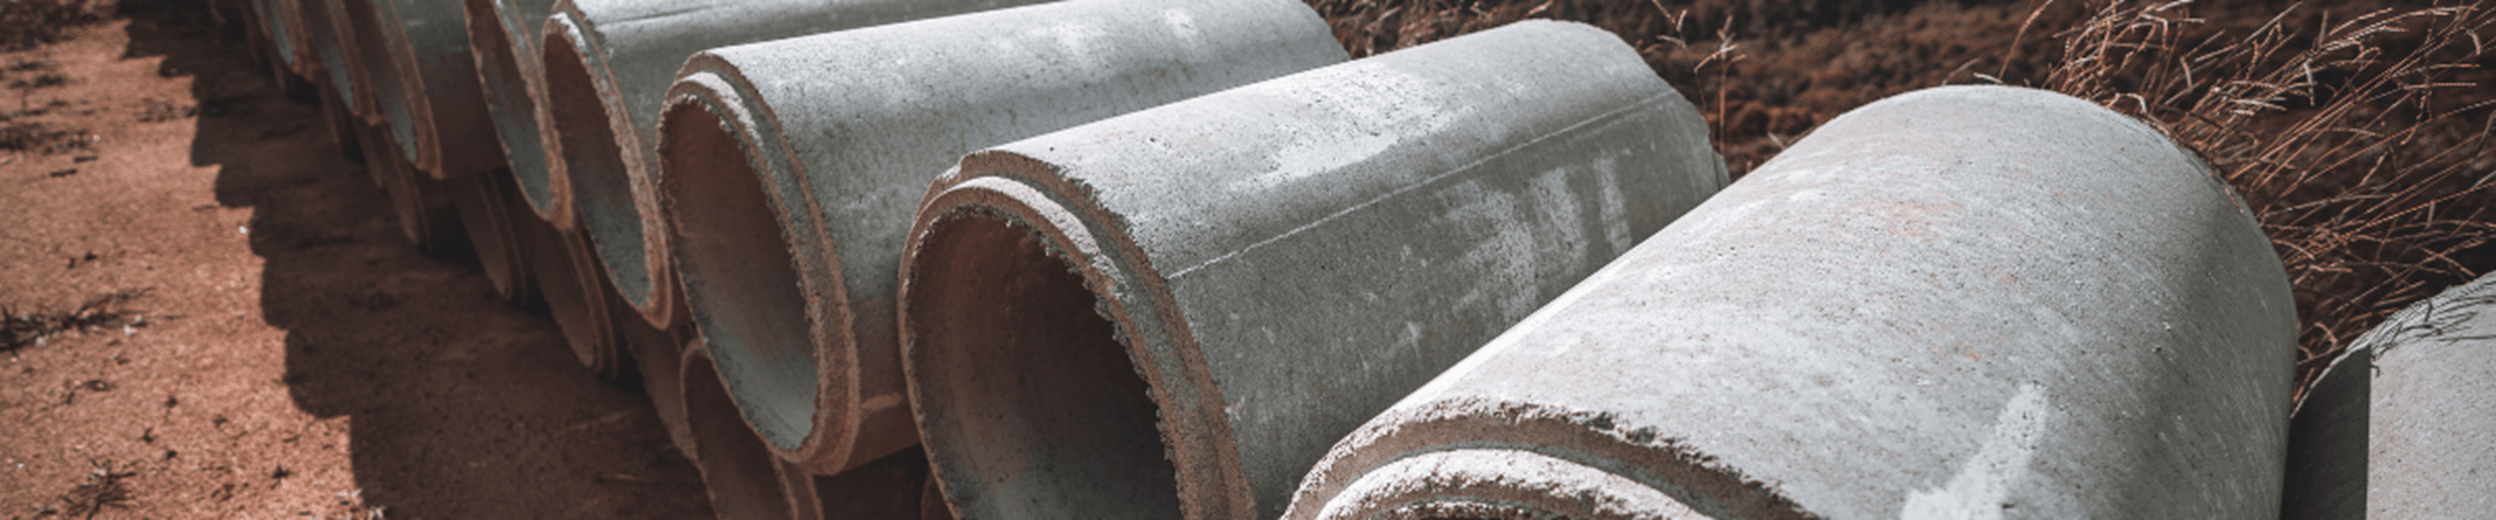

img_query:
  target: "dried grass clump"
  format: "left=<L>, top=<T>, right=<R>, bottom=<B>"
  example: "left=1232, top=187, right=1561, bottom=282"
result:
left=2, top=288, right=150, bottom=352
left=2036, top=0, right=2496, bottom=400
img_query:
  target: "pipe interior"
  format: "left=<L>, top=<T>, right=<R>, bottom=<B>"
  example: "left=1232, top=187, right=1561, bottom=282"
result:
left=659, top=102, right=820, bottom=450
left=448, top=172, right=519, bottom=296
left=806, top=446, right=930, bottom=518
left=537, top=28, right=652, bottom=305
left=683, top=349, right=797, bottom=520
left=459, top=0, right=552, bottom=204
left=908, top=212, right=1180, bottom=519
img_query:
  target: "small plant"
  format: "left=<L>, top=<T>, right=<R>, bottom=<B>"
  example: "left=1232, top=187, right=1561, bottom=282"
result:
left=2, top=288, right=151, bottom=352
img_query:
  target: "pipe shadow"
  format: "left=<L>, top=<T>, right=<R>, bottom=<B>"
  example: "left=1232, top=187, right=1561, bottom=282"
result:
left=119, top=3, right=710, bottom=518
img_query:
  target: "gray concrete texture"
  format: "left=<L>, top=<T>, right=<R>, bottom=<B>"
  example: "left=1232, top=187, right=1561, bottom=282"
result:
left=898, top=20, right=1723, bottom=520
left=654, top=0, right=1346, bottom=476
left=537, top=0, right=1049, bottom=330
left=356, top=0, right=508, bottom=179
left=320, top=0, right=423, bottom=171
left=1283, top=85, right=2299, bottom=520
left=2280, top=271, right=2496, bottom=519
left=459, top=0, right=561, bottom=216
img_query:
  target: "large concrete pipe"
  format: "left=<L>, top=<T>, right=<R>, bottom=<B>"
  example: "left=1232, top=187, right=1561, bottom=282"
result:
left=898, top=21, right=1723, bottom=520
left=2280, top=272, right=2496, bottom=519
left=524, top=212, right=631, bottom=380
left=460, top=0, right=560, bottom=215
left=657, top=0, right=1347, bottom=476
left=369, top=122, right=468, bottom=256
left=449, top=168, right=537, bottom=305
left=782, top=447, right=933, bottom=520
left=1282, top=85, right=2299, bottom=520
left=631, top=327, right=697, bottom=462
left=536, top=0, right=1046, bottom=329
left=351, top=0, right=507, bottom=179
left=681, top=344, right=801, bottom=520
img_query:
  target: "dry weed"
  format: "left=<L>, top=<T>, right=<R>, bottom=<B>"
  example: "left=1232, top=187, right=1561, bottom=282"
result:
left=2, top=288, right=152, bottom=352
left=2036, top=0, right=2496, bottom=400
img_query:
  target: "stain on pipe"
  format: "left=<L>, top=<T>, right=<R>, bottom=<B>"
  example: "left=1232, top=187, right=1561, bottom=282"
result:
left=535, top=0, right=1046, bottom=329
left=2281, top=272, right=2496, bottom=519
left=900, top=20, right=1723, bottom=520
left=1284, top=86, right=2298, bottom=520
left=460, top=0, right=560, bottom=215
left=657, top=0, right=1346, bottom=476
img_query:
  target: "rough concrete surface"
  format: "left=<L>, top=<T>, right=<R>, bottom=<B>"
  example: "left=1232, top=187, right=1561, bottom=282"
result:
left=2281, top=272, right=2496, bottom=519
left=1285, top=85, right=2298, bottom=520
left=900, top=20, right=1723, bottom=520
left=537, top=0, right=1046, bottom=329
left=459, top=0, right=561, bottom=215
left=361, top=0, right=507, bottom=179
left=657, top=0, right=1345, bottom=476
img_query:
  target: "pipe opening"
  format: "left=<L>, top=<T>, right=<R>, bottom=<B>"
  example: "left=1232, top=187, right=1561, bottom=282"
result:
left=660, top=102, right=819, bottom=450
left=528, top=221, right=606, bottom=369
left=461, top=0, right=551, bottom=203
left=683, top=348, right=798, bottom=520
left=539, top=28, right=652, bottom=304
left=908, top=212, right=1180, bottom=519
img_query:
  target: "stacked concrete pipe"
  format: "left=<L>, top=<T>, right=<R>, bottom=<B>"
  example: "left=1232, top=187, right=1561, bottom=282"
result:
left=525, top=213, right=631, bottom=380
left=781, top=447, right=935, bottom=520
left=1282, top=85, right=2299, bottom=520
left=656, top=0, right=1347, bottom=476
left=681, top=343, right=804, bottom=520
left=898, top=20, right=1724, bottom=520
left=448, top=168, right=538, bottom=305
left=459, top=0, right=560, bottom=216
left=537, top=0, right=1047, bottom=330
left=352, top=0, right=508, bottom=180
left=2280, top=272, right=2496, bottom=519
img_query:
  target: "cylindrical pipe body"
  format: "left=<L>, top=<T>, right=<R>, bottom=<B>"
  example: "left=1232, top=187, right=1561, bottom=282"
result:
left=448, top=168, right=536, bottom=304
left=1285, top=86, right=2298, bottom=519
left=362, top=0, right=507, bottom=179
left=524, top=212, right=629, bottom=380
left=625, top=306, right=695, bottom=461
left=681, top=344, right=799, bottom=520
left=899, top=21, right=1722, bottom=520
left=658, top=0, right=1346, bottom=475
left=782, top=447, right=934, bottom=520
left=321, top=0, right=419, bottom=171
left=536, top=0, right=1048, bottom=329
left=461, top=0, right=561, bottom=212
left=2280, top=272, right=2496, bottom=519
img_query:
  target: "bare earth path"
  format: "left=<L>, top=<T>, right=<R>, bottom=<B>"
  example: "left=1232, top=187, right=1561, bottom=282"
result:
left=1, top=11, right=708, bottom=520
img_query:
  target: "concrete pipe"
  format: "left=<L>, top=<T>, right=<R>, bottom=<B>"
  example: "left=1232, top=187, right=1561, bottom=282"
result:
left=460, top=0, right=560, bottom=216
left=782, top=446, right=933, bottom=520
left=899, top=21, right=1722, bottom=520
left=322, top=0, right=420, bottom=170
left=658, top=0, right=1345, bottom=477
left=536, top=0, right=1046, bottom=329
left=524, top=211, right=631, bottom=380
left=682, top=344, right=801, bottom=520
left=1282, top=85, right=2299, bottom=520
left=370, top=123, right=469, bottom=257
left=345, top=0, right=508, bottom=180
left=630, top=324, right=698, bottom=462
left=449, top=168, right=537, bottom=305
left=2280, top=272, right=2496, bottom=519
left=920, top=475, right=951, bottom=520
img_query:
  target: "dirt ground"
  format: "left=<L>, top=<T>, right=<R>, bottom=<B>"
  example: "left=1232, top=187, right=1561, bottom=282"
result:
left=0, top=11, right=709, bottom=520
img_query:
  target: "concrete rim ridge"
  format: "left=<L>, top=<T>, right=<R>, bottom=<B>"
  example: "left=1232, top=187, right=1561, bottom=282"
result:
left=660, top=0, right=1347, bottom=479
left=460, top=0, right=560, bottom=217
left=655, top=69, right=858, bottom=473
left=527, top=212, right=629, bottom=380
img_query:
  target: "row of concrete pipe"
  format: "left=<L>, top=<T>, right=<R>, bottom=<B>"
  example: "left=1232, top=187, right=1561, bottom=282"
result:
left=206, top=0, right=2480, bottom=516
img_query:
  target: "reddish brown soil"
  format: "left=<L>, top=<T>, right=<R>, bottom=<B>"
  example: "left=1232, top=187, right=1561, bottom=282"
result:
left=0, top=10, right=708, bottom=520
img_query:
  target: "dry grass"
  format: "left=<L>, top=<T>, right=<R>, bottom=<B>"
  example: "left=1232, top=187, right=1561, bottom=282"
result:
left=0, top=0, right=108, bottom=50
left=2, top=288, right=151, bottom=352
left=2035, top=0, right=2495, bottom=400
left=1305, top=0, right=2496, bottom=402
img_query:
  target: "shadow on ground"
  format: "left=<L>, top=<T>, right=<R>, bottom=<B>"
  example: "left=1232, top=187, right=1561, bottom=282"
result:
left=121, top=4, right=709, bottom=518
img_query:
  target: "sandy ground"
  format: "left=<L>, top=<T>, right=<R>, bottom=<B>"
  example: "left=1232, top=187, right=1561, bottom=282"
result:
left=0, top=13, right=708, bottom=520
